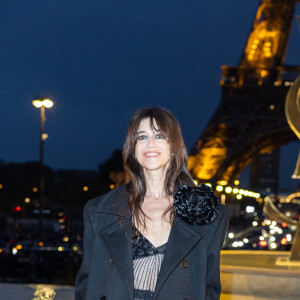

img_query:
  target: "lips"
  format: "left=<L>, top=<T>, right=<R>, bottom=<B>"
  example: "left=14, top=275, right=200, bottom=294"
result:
left=144, top=151, right=160, bottom=157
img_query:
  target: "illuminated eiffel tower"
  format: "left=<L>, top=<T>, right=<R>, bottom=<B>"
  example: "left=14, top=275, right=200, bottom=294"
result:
left=189, top=0, right=300, bottom=188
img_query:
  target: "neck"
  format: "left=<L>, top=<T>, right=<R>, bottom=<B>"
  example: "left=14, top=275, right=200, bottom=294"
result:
left=144, top=168, right=167, bottom=200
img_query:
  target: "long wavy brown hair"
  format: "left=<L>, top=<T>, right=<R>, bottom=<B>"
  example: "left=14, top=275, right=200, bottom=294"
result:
left=122, top=107, right=195, bottom=230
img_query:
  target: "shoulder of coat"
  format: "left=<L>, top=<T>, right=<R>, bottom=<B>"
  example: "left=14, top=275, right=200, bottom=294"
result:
left=86, top=185, right=128, bottom=216
left=204, top=202, right=228, bottom=234
left=219, top=203, right=229, bottom=221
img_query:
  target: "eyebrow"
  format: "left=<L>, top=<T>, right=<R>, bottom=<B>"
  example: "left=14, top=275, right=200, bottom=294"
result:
left=137, top=129, right=161, bottom=135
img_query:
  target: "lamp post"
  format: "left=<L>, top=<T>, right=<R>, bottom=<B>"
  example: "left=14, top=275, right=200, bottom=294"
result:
left=32, top=97, right=54, bottom=240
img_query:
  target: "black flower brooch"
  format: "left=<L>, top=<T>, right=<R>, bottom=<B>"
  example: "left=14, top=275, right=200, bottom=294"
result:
left=173, top=184, right=220, bottom=226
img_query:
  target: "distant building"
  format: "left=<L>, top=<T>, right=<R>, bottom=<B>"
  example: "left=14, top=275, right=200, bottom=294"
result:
left=250, top=149, right=280, bottom=195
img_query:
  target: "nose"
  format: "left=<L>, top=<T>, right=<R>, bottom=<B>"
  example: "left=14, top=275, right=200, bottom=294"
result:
left=147, top=136, right=156, bottom=147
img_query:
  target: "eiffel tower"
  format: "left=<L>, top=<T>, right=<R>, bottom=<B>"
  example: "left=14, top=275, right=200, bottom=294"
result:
left=189, top=0, right=300, bottom=187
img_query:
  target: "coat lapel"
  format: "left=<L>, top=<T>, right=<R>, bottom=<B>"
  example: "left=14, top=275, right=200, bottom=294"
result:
left=153, top=218, right=203, bottom=298
left=99, top=217, right=134, bottom=300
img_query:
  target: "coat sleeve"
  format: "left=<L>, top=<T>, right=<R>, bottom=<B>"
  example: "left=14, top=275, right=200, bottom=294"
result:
left=206, top=204, right=229, bottom=300
left=75, top=203, right=95, bottom=300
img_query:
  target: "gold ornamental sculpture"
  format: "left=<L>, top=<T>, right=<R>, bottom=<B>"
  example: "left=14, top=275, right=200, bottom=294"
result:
left=284, top=75, right=300, bottom=262
left=285, top=75, right=300, bottom=178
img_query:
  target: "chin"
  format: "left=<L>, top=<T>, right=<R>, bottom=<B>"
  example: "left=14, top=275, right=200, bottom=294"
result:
left=142, top=161, right=170, bottom=172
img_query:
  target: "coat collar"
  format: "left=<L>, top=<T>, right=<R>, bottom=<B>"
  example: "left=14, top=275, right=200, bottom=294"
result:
left=98, top=197, right=203, bottom=300
left=95, top=185, right=129, bottom=216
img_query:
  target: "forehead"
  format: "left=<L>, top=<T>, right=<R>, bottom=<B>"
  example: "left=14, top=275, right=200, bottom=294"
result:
left=137, top=118, right=160, bottom=132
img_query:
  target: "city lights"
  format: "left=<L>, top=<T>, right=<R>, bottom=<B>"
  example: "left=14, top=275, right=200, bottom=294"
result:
left=285, top=192, right=300, bottom=203
left=246, top=206, right=255, bottom=213
left=228, top=232, right=235, bottom=239
left=203, top=181, right=260, bottom=201
left=216, top=185, right=223, bottom=192
left=260, top=240, right=267, bottom=247
left=225, top=187, right=232, bottom=193
left=232, top=241, right=239, bottom=248
left=218, top=180, right=227, bottom=186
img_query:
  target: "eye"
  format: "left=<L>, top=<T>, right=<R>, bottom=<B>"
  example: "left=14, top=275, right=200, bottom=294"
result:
left=155, top=133, right=164, bottom=139
left=137, top=135, right=147, bottom=140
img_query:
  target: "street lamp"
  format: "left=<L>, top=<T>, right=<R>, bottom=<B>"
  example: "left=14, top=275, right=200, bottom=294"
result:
left=32, top=97, right=54, bottom=240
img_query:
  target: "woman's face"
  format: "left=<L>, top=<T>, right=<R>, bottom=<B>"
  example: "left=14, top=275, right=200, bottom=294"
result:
left=135, top=118, right=171, bottom=172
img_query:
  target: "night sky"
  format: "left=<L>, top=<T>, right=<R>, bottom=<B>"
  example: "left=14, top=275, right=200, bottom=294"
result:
left=1, top=0, right=300, bottom=190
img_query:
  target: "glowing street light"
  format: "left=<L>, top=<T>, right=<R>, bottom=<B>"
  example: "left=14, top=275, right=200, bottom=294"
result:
left=32, top=98, right=54, bottom=108
left=32, top=96, right=54, bottom=240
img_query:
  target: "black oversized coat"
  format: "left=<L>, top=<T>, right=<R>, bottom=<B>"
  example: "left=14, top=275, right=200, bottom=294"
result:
left=75, top=185, right=229, bottom=300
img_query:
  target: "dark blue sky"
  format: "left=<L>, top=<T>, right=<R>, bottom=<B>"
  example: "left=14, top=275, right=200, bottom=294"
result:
left=1, top=0, right=299, bottom=190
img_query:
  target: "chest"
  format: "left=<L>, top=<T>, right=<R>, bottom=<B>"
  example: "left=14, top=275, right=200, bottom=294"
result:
left=137, top=200, right=172, bottom=248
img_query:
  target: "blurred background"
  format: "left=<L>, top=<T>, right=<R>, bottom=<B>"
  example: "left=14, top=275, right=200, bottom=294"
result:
left=0, top=0, right=300, bottom=299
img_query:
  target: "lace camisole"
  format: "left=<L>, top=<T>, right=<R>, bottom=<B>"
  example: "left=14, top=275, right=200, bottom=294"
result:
left=132, top=230, right=167, bottom=300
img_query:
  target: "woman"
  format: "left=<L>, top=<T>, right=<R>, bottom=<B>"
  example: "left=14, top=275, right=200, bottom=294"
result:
left=75, top=107, right=229, bottom=300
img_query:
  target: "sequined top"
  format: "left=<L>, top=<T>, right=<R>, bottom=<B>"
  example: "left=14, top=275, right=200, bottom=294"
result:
left=132, top=231, right=167, bottom=300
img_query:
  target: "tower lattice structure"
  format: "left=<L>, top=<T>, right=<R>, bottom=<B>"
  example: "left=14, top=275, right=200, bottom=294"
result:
left=189, top=0, right=300, bottom=186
